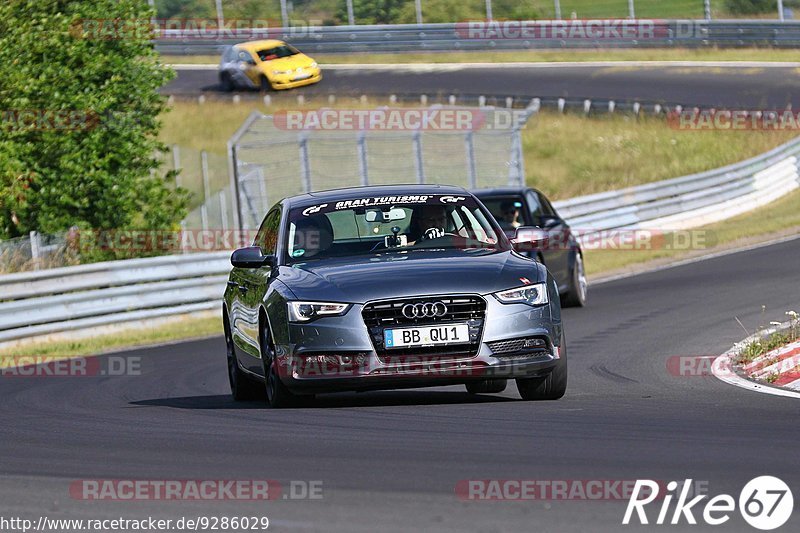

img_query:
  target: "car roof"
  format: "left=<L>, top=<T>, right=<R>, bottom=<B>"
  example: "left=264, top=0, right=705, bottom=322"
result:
left=472, top=187, right=532, bottom=197
left=285, top=184, right=470, bottom=209
left=235, top=40, right=287, bottom=51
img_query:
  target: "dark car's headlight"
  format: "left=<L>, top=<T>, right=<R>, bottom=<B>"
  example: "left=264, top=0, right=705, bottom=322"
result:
left=493, top=283, right=549, bottom=306
left=288, top=301, right=351, bottom=322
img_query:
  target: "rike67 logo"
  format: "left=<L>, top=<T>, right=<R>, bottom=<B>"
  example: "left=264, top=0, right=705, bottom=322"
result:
left=623, top=477, right=793, bottom=530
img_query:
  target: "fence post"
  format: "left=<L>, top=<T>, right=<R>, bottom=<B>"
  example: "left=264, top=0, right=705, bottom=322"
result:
left=485, top=0, right=493, bottom=21
left=508, top=121, right=526, bottom=187
left=201, top=150, right=210, bottom=231
left=228, top=143, right=243, bottom=230
left=778, top=0, right=785, bottom=22
left=415, top=0, right=423, bottom=24
left=464, top=131, right=477, bottom=189
left=413, top=130, right=425, bottom=184
left=554, top=0, right=562, bottom=19
left=29, top=231, right=41, bottom=270
left=346, top=0, right=355, bottom=25
left=704, top=0, right=712, bottom=20
left=357, top=131, right=369, bottom=186
left=172, top=144, right=181, bottom=188
left=628, top=0, right=635, bottom=19
left=280, top=0, right=289, bottom=27
left=219, top=190, right=229, bottom=234
left=214, top=0, right=224, bottom=27
left=299, top=132, right=312, bottom=192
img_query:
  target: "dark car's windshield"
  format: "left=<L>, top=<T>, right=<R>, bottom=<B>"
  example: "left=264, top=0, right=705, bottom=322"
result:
left=479, top=196, right=527, bottom=233
left=256, top=45, right=300, bottom=62
left=286, top=194, right=507, bottom=263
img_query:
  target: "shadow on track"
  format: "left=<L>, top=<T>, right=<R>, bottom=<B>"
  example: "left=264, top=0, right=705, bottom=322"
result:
left=131, top=389, right=517, bottom=409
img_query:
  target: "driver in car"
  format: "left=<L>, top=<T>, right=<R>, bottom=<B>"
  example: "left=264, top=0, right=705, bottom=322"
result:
left=409, top=205, right=450, bottom=243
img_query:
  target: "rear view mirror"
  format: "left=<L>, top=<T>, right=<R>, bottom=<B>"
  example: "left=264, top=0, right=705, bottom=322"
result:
left=365, top=208, right=407, bottom=223
left=512, top=227, right=548, bottom=253
left=231, top=246, right=276, bottom=268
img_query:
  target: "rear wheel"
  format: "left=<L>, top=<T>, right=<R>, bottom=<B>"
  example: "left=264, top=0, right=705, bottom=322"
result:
left=465, top=379, right=507, bottom=394
left=562, top=252, right=587, bottom=308
left=516, top=333, right=567, bottom=401
left=224, top=313, right=263, bottom=401
left=260, top=320, right=299, bottom=408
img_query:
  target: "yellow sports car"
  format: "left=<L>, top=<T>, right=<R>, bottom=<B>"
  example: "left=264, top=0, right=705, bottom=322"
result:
left=218, top=40, right=321, bottom=91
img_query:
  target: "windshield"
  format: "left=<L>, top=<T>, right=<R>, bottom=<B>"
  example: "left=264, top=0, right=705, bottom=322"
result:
left=479, top=196, right=526, bottom=234
left=256, top=45, right=300, bottom=62
left=285, top=194, right=506, bottom=264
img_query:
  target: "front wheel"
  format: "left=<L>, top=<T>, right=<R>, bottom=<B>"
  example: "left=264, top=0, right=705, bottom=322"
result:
left=219, top=72, right=234, bottom=92
left=516, top=333, right=567, bottom=401
left=260, top=321, right=299, bottom=408
left=224, top=313, right=264, bottom=401
left=562, top=252, right=587, bottom=308
left=259, top=75, right=274, bottom=93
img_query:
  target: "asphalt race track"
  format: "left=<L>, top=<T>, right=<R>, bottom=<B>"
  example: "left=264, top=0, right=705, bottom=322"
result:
left=164, top=64, right=800, bottom=108
left=2, top=237, right=799, bottom=531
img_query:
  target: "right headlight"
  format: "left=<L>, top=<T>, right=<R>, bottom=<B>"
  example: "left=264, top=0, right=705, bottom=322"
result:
left=287, top=301, right=351, bottom=322
left=493, top=283, right=549, bottom=306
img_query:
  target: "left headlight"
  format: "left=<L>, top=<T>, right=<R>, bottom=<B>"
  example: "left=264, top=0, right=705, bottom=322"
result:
left=288, top=301, right=351, bottom=322
left=310, top=61, right=318, bottom=68
left=493, top=283, right=549, bottom=306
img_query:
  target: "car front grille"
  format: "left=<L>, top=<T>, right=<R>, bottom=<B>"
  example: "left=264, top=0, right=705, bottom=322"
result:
left=362, top=295, right=486, bottom=361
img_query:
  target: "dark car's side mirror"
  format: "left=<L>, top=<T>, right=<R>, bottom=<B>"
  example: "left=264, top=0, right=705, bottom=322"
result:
left=511, top=227, right=548, bottom=253
left=539, top=215, right=562, bottom=229
left=231, top=246, right=276, bottom=269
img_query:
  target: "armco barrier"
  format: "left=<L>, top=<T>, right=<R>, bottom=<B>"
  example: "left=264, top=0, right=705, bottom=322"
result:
left=1, top=136, right=799, bottom=345
left=553, top=136, right=800, bottom=232
left=0, top=252, right=230, bottom=344
left=155, top=20, right=800, bottom=56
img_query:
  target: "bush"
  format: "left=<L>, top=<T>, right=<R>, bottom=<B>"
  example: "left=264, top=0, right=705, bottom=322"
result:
left=0, top=0, right=188, bottom=248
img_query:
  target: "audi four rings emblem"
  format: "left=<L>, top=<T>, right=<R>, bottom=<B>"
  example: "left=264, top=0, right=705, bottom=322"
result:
left=402, top=302, right=448, bottom=319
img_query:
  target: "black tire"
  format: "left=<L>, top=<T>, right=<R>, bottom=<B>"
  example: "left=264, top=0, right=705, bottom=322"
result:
left=224, top=312, right=264, bottom=401
left=562, top=252, right=587, bottom=308
left=465, top=379, right=507, bottom=394
left=259, top=75, right=273, bottom=93
left=516, top=333, right=567, bottom=401
left=219, top=72, right=234, bottom=92
left=260, top=319, right=299, bottom=408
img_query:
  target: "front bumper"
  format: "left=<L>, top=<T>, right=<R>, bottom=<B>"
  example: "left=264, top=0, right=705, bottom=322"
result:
left=276, top=296, right=562, bottom=393
left=269, top=69, right=322, bottom=90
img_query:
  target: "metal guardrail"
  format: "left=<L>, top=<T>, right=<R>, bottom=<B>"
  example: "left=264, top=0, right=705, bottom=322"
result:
left=553, top=135, right=800, bottom=232
left=1, top=135, right=799, bottom=345
left=0, top=252, right=230, bottom=344
left=156, top=20, right=800, bottom=55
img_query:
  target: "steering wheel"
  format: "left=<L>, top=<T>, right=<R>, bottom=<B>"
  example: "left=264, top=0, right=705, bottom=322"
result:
left=420, top=227, right=457, bottom=241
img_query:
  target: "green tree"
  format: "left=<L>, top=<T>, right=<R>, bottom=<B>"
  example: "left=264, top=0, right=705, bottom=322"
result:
left=0, top=0, right=187, bottom=244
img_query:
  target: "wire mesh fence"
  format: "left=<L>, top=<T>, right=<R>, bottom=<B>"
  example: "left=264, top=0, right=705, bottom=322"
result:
left=227, top=106, right=533, bottom=229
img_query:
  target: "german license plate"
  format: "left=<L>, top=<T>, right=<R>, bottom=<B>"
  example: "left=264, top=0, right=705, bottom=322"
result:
left=384, top=324, right=470, bottom=349
left=293, top=72, right=311, bottom=81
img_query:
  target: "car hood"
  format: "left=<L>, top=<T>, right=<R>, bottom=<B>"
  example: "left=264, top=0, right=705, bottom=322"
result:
left=258, top=54, right=315, bottom=71
left=276, top=250, right=545, bottom=304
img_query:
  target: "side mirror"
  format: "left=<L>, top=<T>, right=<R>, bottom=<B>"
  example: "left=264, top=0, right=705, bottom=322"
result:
left=539, top=215, right=562, bottom=229
left=231, top=246, right=276, bottom=268
left=511, top=226, right=548, bottom=253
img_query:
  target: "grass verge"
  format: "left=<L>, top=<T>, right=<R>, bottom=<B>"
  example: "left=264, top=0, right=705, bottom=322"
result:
left=162, top=48, right=800, bottom=66
left=0, top=315, right=221, bottom=359
left=161, top=101, right=798, bottom=202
